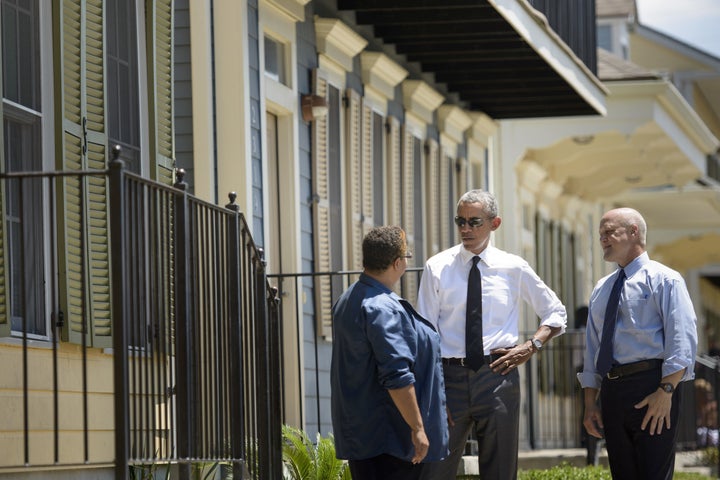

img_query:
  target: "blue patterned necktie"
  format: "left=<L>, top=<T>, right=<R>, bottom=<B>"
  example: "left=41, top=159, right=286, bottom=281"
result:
left=596, top=269, right=626, bottom=377
left=466, top=256, right=484, bottom=371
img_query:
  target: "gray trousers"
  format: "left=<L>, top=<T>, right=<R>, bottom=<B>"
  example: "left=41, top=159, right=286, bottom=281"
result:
left=421, top=363, right=520, bottom=480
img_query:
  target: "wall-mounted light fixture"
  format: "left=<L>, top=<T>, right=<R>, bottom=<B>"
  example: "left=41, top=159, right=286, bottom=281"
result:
left=571, top=135, right=594, bottom=145
left=301, top=94, right=328, bottom=122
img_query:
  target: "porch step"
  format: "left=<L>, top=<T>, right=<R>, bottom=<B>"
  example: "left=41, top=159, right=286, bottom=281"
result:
left=457, top=448, right=606, bottom=475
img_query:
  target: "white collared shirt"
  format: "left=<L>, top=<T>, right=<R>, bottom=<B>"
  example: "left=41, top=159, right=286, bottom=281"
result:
left=417, top=244, right=567, bottom=358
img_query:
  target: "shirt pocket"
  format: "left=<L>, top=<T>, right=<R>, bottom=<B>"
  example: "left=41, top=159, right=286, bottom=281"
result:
left=486, top=286, right=513, bottom=327
left=624, top=295, right=653, bottom=326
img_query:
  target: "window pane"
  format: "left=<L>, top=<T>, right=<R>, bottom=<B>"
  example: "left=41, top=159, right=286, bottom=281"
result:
left=106, top=0, right=141, bottom=172
left=264, top=35, right=287, bottom=85
left=4, top=115, right=46, bottom=337
left=597, top=25, right=612, bottom=52
left=1, top=0, right=39, bottom=109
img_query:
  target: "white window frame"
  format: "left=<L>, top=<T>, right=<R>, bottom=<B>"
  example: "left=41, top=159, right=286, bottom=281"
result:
left=2, top=0, right=54, bottom=340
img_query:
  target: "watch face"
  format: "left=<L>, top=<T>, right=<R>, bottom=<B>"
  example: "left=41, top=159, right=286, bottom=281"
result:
left=532, top=339, right=542, bottom=350
left=661, top=383, right=674, bottom=393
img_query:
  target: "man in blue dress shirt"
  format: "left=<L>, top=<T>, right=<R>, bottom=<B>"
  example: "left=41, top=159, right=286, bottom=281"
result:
left=331, top=226, right=449, bottom=480
left=578, top=207, right=697, bottom=479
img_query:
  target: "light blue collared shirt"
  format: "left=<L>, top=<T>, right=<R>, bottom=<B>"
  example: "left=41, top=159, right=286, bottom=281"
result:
left=578, top=252, right=697, bottom=389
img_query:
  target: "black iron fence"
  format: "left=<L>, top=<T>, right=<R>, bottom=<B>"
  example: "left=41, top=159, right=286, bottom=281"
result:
left=0, top=155, right=282, bottom=479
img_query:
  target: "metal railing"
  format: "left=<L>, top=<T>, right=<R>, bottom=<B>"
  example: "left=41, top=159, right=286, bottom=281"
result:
left=0, top=155, right=283, bottom=479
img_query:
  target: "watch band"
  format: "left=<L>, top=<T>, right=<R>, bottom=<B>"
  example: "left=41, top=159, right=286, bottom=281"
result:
left=659, top=382, right=675, bottom=394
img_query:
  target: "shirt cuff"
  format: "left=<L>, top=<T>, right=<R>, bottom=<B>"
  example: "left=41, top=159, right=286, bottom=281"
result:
left=577, top=371, right=602, bottom=390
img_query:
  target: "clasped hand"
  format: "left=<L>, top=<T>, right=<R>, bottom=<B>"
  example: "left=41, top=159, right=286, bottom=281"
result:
left=489, top=344, right=533, bottom=375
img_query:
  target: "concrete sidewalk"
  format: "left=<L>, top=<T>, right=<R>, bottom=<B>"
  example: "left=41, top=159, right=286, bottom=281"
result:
left=456, top=448, right=713, bottom=476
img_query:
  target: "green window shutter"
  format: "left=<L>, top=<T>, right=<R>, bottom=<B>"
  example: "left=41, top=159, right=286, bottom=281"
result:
left=56, top=0, right=111, bottom=347
left=0, top=92, right=8, bottom=336
left=146, top=0, right=175, bottom=185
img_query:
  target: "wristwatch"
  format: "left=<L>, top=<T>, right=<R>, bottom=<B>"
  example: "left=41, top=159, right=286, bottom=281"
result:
left=529, top=338, right=543, bottom=352
left=659, top=382, right=675, bottom=394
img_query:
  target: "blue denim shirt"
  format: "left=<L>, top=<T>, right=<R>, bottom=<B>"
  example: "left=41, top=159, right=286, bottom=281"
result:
left=331, top=274, right=449, bottom=462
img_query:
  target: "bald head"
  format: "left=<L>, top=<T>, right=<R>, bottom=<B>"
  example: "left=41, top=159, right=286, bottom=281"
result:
left=603, top=208, right=646, bottom=247
left=599, top=208, right=647, bottom=267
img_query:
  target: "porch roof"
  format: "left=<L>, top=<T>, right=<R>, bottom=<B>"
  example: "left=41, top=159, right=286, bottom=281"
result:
left=335, top=0, right=607, bottom=119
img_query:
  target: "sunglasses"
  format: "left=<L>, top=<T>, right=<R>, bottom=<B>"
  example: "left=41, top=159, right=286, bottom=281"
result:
left=454, top=216, right=485, bottom=228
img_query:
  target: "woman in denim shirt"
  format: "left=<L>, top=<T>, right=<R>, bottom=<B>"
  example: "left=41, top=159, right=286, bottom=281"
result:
left=331, top=226, right=449, bottom=480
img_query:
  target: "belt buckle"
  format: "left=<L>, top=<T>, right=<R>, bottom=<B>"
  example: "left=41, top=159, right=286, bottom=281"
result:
left=460, top=358, right=465, bottom=367
left=606, top=371, right=619, bottom=380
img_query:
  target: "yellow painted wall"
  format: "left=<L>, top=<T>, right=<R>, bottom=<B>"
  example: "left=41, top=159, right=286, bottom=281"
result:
left=630, top=34, right=711, bottom=73
left=694, top=87, right=720, bottom=139
left=0, top=343, right=114, bottom=467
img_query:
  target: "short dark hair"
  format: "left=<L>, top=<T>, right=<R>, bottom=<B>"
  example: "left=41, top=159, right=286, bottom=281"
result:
left=362, top=226, right=406, bottom=272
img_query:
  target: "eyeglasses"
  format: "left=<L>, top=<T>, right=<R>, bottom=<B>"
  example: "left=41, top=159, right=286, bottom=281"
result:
left=402, top=252, right=413, bottom=259
left=454, top=216, right=485, bottom=228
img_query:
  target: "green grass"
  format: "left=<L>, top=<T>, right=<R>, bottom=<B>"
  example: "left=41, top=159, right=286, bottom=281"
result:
left=456, top=463, right=714, bottom=480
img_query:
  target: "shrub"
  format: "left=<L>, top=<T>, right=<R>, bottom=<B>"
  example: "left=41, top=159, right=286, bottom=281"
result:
left=282, top=424, right=352, bottom=480
left=506, top=463, right=713, bottom=480
left=518, top=464, right=611, bottom=480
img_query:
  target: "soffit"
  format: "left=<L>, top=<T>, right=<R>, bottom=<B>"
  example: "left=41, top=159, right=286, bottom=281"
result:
left=335, top=0, right=607, bottom=119
left=522, top=78, right=719, bottom=201
left=595, top=0, right=635, bottom=18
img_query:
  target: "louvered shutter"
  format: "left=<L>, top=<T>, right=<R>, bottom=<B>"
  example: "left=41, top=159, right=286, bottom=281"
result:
left=386, top=116, right=402, bottom=226
left=401, top=127, right=417, bottom=301
left=147, top=0, right=175, bottom=184
left=56, top=0, right=111, bottom=346
left=311, top=73, right=333, bottom=338
left=439, top=150, right=451, bottom=250
left=401, top=127, right=415, bottom=250
left=426, top=139, right=440, bottom=254
left=345, top=89, right=362, bottom=270
left=361, top=103, right=374, bottom=235
left=0, top=89, right=7, bottom=335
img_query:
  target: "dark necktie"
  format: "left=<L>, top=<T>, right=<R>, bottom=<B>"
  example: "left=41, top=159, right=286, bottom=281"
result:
left=466, top=256, right=484, bottom=371
left=596, top=269, right=626, bottom=377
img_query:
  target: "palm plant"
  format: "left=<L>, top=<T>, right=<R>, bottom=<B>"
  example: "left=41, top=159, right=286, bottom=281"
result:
left=282, top=425, right=351, bottom=480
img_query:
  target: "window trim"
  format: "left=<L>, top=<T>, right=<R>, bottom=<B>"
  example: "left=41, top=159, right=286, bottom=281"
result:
left=2, top=0, right=54, bottom=340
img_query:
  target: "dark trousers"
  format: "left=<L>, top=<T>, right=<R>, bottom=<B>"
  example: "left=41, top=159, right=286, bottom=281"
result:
left=600, top=366, right=681, bottom=480
left=420, top=363, right=520, bottom=480
left=349, top=454, right=424, bottom=480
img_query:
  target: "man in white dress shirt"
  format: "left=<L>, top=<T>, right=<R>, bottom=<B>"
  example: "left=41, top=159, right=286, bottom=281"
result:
left=417, top=189, right=567, bottom=480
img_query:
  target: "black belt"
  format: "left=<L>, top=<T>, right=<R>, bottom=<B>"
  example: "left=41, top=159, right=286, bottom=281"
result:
left=442, top=354, right=503, bottom=367
left=606, top=359, right=663, bottom=380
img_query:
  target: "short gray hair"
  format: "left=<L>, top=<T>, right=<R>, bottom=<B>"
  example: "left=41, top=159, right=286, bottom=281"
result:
left=457, top=189, right=498, bottom=218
